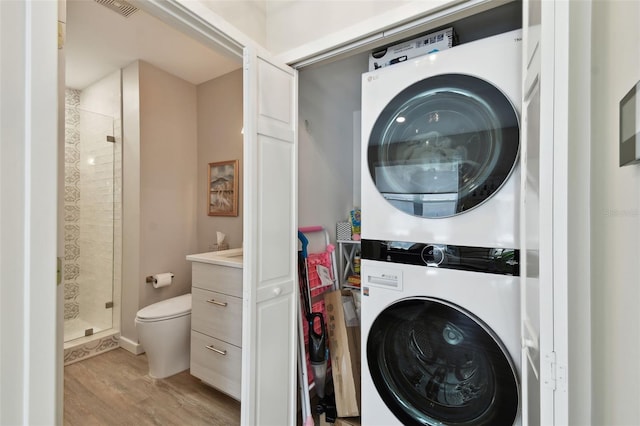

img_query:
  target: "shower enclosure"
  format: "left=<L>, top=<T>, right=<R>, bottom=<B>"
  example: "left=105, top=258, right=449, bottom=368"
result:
left=63, top=87, right=121, bottom=358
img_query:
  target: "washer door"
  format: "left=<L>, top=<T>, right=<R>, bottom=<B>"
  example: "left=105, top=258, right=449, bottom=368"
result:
left=367, top=74, right=519, bottom=218
left=367, top=298, right=519, bottom=425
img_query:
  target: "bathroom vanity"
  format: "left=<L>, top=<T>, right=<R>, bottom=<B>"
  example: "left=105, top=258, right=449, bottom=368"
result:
left=186, top=248, right=243, bottom=400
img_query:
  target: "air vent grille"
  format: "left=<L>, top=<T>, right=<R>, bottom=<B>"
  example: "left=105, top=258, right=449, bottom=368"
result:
left=94, top=0, right=139, bottom=18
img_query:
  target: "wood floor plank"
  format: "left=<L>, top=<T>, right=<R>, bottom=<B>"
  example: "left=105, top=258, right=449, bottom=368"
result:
left=64, top=348, right=241, bottom=426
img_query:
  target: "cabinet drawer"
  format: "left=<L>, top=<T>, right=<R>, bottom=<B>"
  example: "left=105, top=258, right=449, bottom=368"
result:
left=192, top=287, right=242, bottom=347
left=190, top=330, right=241, bottom=400
left=192, top=262, right=242, bottom=297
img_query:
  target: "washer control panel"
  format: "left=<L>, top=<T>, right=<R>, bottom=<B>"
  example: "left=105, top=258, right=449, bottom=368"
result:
left=361, top=239, right=519, bottom=276
left=421, top=245, right=445, bottom=266
left=362, top=263, right=403, bottom=292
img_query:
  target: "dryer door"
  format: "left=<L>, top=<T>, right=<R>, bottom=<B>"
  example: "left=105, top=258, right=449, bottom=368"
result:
left=367, top=297, right=519, bottom=425
left=367, top=74, right=519, bottom=218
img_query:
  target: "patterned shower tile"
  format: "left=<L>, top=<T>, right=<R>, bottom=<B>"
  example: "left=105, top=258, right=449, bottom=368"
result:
left=65, top=111, right=80, bottom=128
left=65, top=145, right=80, bottom=163
left=64, top=224, right=80, bottom=240
left=64, top=169, right=80, bottom=186
left=64, top=205, right=80, bottom=222
left=64, top=302, right=79, bottom=320
left=65, top=128, right=80, bottom=145
left=64, top=334, right=119, bottom=365
left=64, top=186, right=80, bottom=203
left=64, top=245, right=80, bottom=262
left=64, top=282, right=79, bottom=298
left=65, top=88, right=80, bottom=106
left=64, top=88, right=82, bottom=325
left=64, top=263, right=80, bottom=280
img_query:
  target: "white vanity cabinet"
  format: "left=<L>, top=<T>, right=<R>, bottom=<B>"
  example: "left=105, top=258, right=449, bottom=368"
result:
left=186, top=249, right=243, bottom=400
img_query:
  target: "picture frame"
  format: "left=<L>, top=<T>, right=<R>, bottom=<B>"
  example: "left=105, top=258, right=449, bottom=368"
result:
left=208, top=160, right=238, bottom=216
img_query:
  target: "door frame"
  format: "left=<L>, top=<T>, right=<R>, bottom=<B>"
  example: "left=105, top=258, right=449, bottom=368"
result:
left=0, top=0, right=60, bottom=423
left=100, top=2, right=299, bottom=425
left=3, top=0, right=589, bottom=424
left=0, top=0, right=289, bottom=423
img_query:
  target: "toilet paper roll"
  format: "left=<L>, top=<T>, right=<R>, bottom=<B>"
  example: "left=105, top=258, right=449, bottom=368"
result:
left=152, top=273, right=173, bottom=289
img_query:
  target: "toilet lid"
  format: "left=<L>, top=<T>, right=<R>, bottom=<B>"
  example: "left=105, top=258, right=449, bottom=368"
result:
left=136, top=293, right=191, bottom=321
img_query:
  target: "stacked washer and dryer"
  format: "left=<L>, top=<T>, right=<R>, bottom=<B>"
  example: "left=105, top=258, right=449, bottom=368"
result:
left=360, top=30, right=523, bottom=425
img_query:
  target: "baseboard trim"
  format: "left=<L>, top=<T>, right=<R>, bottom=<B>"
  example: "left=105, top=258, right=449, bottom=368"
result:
left=119, top=336, right=144, bottom=355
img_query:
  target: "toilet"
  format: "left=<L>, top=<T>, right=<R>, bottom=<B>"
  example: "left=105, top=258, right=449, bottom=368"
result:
left=135, top=293, right=192, bottom=379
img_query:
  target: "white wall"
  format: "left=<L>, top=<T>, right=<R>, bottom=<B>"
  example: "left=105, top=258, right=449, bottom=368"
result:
left=81, top=71, right=121, bottom=117
left=121, top=60, right=199, bottom=345
left=196, top=69, right=244, bottom=251
left=138, top=61, right=199, bottom=307
left=121, top=62, right=142, bottom=345
left=266, top=0, right=411, bottom=54
left=200, top=0, right=466, bottom=60
left=566, top=2, right=592, bottom=423
left=200, top=0, right=267, bottom=47
left=198, top=0, right=431, bottom=56
left=591, top=1, right=640, bottom=424
left=298, top=53, right=368, bottom=236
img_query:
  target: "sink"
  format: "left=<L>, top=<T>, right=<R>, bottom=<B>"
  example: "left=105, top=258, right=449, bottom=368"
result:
left=186, top=248, right=243, bottom=267
left=214, top=248, right=243, bottom=258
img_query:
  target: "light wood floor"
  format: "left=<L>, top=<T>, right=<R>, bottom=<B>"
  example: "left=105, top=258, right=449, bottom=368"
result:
left=64, top=348, right=241, bottom=426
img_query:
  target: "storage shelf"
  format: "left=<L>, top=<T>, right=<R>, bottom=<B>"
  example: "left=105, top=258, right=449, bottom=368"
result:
left=337, top=240, right=360, bottom=289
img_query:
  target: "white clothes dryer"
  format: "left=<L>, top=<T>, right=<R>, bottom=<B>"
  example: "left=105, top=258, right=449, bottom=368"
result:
left=361, top=30, right=522, bottom=248
left=360, top=240, right=521, bottom=425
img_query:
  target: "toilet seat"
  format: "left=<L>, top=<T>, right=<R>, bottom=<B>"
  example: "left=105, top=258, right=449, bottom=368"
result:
left=136, top=293, right=191, bottom=322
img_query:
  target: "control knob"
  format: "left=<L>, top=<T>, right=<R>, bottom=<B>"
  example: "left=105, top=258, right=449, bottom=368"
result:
left=421, top=244, right=444, bottom=266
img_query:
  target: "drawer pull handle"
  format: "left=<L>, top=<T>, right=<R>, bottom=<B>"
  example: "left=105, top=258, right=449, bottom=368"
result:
left=206, top=299, right=228, bottom=307
left=205, top=345, right=227, bottom=356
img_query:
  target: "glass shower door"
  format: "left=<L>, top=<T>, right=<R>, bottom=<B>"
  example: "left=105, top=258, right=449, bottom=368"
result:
left=63, top=107, right=116, bottom=342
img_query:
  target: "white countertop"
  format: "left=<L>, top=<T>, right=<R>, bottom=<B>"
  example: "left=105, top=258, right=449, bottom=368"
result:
left=186, top=248, right=243, bottom=268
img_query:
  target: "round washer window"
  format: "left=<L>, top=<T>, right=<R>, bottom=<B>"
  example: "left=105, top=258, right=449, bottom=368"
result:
left=367, top=74, right=519, bottom=218
left=367, top=298, right=519, bottom=425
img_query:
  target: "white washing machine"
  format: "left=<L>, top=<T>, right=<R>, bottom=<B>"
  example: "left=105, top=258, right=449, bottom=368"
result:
left=360, top=241, right=521, bottom=425
left=361, top=30, right=522, bottom=248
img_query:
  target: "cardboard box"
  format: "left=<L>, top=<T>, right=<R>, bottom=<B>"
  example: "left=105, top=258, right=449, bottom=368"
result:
left=319, top=413, right=333, bottom=426
left=368, top=27, right=455, bottom=71
left=334, top=417, right=361, bottom=426
left=322, top=415, right=360, bottom=426
left=324, top=290, right=361, bottom=418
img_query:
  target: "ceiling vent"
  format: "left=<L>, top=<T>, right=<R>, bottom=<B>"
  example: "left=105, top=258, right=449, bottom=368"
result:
left=94, top=0, right=139, bottom=18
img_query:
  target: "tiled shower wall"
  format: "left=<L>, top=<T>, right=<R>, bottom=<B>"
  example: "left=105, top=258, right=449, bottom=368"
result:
left=64, top=89, right=81, bottom=320
left=63, top=74, right=122, bottom=335
left=62, top=72, right=122, bottom=364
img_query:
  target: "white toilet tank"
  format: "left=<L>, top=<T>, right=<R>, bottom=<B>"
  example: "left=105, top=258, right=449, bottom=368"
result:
left=135, top=293, right=192, bottom=379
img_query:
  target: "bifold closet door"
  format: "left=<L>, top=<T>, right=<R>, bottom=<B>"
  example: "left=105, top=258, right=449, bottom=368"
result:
left=521, top=0, right=574, bottom=424
left=241, top=46, right=299, bottom=426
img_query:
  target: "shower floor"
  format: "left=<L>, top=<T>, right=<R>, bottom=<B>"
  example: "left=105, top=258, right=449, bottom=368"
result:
left=64, top=317, right=106, bottom=342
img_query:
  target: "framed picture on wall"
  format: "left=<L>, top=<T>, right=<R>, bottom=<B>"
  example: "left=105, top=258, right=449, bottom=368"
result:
left=208, top=159, right=238, bottom=217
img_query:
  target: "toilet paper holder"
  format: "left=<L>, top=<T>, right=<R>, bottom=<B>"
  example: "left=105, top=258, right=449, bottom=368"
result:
left=146, top=273, right=174, bottom=284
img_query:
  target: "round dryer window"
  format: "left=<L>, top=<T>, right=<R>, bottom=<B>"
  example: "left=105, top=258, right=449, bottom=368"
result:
left=367, top=298, right=519, bottom=425
left=367, top=74, right=519, bottom=218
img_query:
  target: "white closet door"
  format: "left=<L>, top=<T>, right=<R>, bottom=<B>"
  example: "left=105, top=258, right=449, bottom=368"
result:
left=241, top=46, right=299, bottom=426
left=520, top=0, right=545, bottom=418
left=0, top=0, right=60, bottom=423
left=521, top=0, right=570, bottom=424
